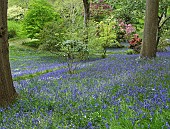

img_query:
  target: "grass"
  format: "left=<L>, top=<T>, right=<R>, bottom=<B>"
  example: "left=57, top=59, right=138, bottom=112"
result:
left=0, top=44, right=170, bottom=129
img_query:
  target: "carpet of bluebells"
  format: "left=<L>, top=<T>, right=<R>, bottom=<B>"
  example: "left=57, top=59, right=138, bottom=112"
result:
left=0, top=49, right=170, bottom=129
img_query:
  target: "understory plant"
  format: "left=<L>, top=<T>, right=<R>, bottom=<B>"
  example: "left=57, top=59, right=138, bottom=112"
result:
left=115, top=19, right=136, bottom=42
left=128, top=34, right=142, bottom=53
left=23, top=0, right=58, bottom=39
left=38, top=21, right=65, bottom=52
left=62, top=40, right=88, bottom=74
left=7, top=5, right=25, bottom=21
left=95, top=18, right=119, bottom=58
left=90, top=0, right=113, bottom=22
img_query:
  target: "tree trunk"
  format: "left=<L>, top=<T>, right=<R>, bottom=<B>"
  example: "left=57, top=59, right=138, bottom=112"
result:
left=83, top=0, right=90, bottom=27
left=83, top=0, right=90, bottom=47
left=140, top=0, right=159, bottom=58
left=0, top=0, right=18, bottom=107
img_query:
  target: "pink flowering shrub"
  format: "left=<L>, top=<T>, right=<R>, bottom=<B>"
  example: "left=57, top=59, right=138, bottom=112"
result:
left=116, top=20, right=136, bottom=42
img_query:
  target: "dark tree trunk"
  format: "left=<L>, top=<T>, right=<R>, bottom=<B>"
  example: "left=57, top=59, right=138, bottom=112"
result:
left=83, top=0, right=90, bottom=27
left=83, top=0, right=90, bottom=47
left=140, top=0, right=159, bottom=58
left=0, top=0, right=18, bottom=107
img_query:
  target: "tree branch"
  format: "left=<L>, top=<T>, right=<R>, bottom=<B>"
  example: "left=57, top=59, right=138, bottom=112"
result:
left=159, top=16, right=170, bottom=29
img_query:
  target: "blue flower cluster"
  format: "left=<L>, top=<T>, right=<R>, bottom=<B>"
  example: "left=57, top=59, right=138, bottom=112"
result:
left=1, top=52, right=170, bottom=129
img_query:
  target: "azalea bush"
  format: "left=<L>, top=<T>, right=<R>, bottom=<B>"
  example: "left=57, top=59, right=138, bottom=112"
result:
left=128, top=34, right=142, bottom=53
left=115, top=20, right=136, bottom=42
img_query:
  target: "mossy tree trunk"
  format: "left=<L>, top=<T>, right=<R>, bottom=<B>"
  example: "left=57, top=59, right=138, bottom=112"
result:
left=0, top=0, right=18, bottom=107
left=140, top=0, right=159, bottom=58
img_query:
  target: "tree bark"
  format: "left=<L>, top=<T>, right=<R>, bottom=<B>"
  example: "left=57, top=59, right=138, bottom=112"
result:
left=0, top=0, right=18, bottom=107
left=83, top=0, right=90, bottom=47
left=83, top=0, right=90, bottom=27
left=140, top=0, right=159, bottom=58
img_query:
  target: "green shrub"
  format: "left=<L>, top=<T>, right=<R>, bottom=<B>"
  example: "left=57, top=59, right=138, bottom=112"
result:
left=94, top=18, right=119, bottom=58
left=8, top=5, right=25, bottom=21
left=8, top=20, right=25, bottom=39
left=62, top=40, right=88, bottom=74
left=38, top=21, right=65, bottom=51
left=23, top=0, right=58, bottom=39
left=8, top=29, right=17, bottom=39
left=126, top=49, right=136, bottom=55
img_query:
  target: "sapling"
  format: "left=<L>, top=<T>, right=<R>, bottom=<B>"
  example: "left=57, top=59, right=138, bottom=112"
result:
left=62, top=40, right=88, bottom=74
left=96, top=19, right=118, bottom=58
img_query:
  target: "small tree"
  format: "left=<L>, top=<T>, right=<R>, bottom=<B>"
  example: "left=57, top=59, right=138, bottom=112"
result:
left=62, top=40, right=88, bottom=74
left=96, top=19, right=118, bottom=58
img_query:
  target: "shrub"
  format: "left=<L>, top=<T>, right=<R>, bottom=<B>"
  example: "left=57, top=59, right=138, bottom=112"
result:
left=8, top=29, right=17, bottom=39
left=38, top=21, right=65, bottom=52
left=126, top=49, right=136, bottom=55
left=115, top=20, right=136, bottom=42
left=7, top=5, right=25, bottom=21
left=90, top=0, right=113, bottom=22
left=8, top=20, right=25, bottom=39
left=23, top=0, right=58, bottom=39
left=95, top=18, right=119, bottom=58
left=128, top=34, right=142, bottom=53
left=157, top=39, right=170, bottom=52
left=62, top=40, right=88, bottom=74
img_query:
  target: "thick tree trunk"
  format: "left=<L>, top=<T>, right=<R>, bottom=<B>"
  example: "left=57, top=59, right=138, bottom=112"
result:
left=140, top=0, right=159, bottom=58
left=0, top=0, right=18, bottom=107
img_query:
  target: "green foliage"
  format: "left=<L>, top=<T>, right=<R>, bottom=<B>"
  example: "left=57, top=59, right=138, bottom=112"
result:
left=157, top=39, right=170, bottom=52
left=38, top=21, right=65, bottom=51
left=125, top=49, right=136, bottom=55
left=107, top=0, right=145, bottom=24
left=94, top=18, right=119, bottom=58
left=8, top=29, right=17, bottom=39
left=23, top=0, right=58, bottom=39
left=8, top=0, right=29, bottom=8
left=22, top=40, right=40, bottom=48
left=62, top=40, right=88, bottom=74
left=8, top=20, right=25, bottom=39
